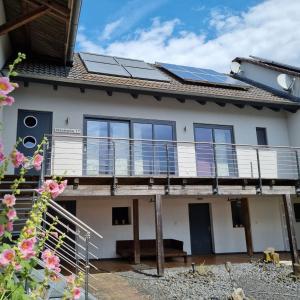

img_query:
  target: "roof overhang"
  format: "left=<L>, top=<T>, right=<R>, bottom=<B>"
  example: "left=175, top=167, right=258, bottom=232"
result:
left=0, top=0, right=82, bottom=65
left=14, top=73, right=300, bottom=113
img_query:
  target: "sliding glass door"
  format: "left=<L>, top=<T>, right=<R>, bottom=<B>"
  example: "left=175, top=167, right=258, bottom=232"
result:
left=133, top=122, right=176, bottom=175
left=194, top=125, right=237, bottom=177
left=85, top=119, right=130, bottom=175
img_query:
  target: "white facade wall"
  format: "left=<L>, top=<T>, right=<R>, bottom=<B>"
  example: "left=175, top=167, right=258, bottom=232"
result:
left=60, top=195, right=288, bottom=259
left=3, top=83, right=291, bottom=174
left=240, top=62, right=300, bottom=99
left=2, top=82, right=298, bottom=256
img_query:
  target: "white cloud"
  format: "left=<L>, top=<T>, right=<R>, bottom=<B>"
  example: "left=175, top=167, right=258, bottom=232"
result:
left=77, top=0, right=300, bottom=73
left=100, top=18, right=123, bottom=40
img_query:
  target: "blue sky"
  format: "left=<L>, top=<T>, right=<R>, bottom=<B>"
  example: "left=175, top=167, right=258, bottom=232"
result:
left=76, top=0, right=300, bottom=72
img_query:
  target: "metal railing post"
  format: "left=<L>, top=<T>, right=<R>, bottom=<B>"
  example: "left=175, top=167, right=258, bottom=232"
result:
left=256, top=148, right=262, bottom=194
left=212, top=143, right=219, bottom=194
left=85, top=232, right=90, bottom=300
left=166, top=143, right=170, bottom=194
left=295, top=150, right=300, bottom=180
left=39, top=142, right=46, bottom=187
left=111, top=141, right=117, bottom=195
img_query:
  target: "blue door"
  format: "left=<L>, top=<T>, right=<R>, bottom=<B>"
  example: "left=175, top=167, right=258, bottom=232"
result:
left=189, top=203, right=213, bottom=254
left=16, top=109, right=52, bottom=175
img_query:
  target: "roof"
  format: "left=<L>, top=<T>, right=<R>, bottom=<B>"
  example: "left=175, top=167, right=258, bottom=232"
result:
left=1, top=0, right=81, bottom=65
left=10, top=53, right=300, bottom=111
left=234, top=56, right=300, bottom=78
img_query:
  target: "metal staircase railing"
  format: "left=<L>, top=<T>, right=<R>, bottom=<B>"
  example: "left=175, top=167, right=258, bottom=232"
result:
left=0, top=175, right=103, bottom=299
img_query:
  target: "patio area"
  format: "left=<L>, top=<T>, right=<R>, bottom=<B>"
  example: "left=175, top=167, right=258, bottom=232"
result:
left=91, top=252, right=293, bottom=273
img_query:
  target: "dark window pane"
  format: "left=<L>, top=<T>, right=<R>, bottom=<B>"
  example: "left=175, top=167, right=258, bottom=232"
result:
left=86, top=120, right=108, bottom=175
left=294, top=203, right=300, bottom=222
left=195, top=127, right=214, bottom=176
left=110, top=122, right=130, bottom=176
left=133, top=123, right=153, bottom=175
left=194, top=125, right=236, bottom=177
left=231, top=200, right=244, bottom=227
left=256, top=127, right=268, bottom=145
left=154, top=124, right=175, bottom=175
left=112, top=207, right=130, bottom=225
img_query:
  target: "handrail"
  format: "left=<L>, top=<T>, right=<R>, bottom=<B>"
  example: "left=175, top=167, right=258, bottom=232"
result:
left=45, top=133, right=298, bottom=150
left=48, top=199, right=103, bottom=239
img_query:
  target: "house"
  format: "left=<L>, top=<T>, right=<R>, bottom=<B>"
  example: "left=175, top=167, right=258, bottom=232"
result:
left=1, top=0, right=300, bottom=278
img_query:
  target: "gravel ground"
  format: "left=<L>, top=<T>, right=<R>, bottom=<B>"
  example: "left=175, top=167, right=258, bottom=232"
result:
left=119, top=262, right=300, bottom=300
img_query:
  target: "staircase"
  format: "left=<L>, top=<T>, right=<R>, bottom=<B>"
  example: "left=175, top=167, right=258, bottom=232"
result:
left=0, top=177, right=103, bottom=299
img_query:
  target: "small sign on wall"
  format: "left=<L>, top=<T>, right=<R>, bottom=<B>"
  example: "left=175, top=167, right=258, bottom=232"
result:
left=54, top=128, right=81, bottom=135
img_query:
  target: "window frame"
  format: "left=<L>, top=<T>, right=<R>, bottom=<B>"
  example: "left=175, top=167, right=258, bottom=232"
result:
left=230, top=200, right=244, bottom=228
left=112, top=207, right=131, bottom=226
left=83, top=115, right=177, bottom=176
left=256, top=127, right=268, bottom=146
left=193, top=123, right=237, bottom=177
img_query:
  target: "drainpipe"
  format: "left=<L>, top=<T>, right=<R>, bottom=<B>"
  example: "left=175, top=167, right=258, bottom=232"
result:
left=66, top=0, right=82, bottom=65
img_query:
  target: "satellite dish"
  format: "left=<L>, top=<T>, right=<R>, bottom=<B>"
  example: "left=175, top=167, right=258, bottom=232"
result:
left=277, top=74, right=295, bottom=91
left=230, top=61, right=241, bottom=74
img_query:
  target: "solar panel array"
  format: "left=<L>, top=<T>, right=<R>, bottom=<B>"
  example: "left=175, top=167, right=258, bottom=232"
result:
left=80, top=53, right=170, bottom=82
left=158, top=62, right=248, bottom=88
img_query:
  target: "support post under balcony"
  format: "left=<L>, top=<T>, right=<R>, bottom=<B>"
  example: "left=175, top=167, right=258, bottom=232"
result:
left=155, top=194, right=164, bottom=276
left=132, top=199, right=140, bottom=264
left=282, top=194, right=300, bottom=275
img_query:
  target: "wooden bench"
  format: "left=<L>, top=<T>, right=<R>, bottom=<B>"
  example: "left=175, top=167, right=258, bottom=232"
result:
left=116, top=239, right=187, bottom=262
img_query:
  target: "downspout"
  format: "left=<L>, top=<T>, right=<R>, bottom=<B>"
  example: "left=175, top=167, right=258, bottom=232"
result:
left=66, top=0, right=82, bottom=65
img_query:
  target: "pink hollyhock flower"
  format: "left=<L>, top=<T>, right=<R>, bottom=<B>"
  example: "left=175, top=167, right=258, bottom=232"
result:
left=37, top=179, right=66, bottom=199
left=6, top=221, right=13, bottom=232
left=0, top=224, right=4, bottom=237
left=2, top=96, right=15, bottom=106
left=0, top=152, right=4, bottom=163
left=7, top=209, right=17, bottom=220
left=2, top=194, right=16, bottom=207
left=10, top=150, right=26, bottom=168
left=18, top=237, right=36, bottom=259
left=42, top=249, right=60, bottom=270
left=66, top=274, right=76, bottom=284
left=15, top=264, right=22, bottom=271
left=73, top=287, right=81, bottom=300
left=0, top=77, right=15, bottom=95
left=50, top=231, right=58, bottom=239
left=33, top=154, right=43, bottom=171
left=0, top=249, right=15, bottom=266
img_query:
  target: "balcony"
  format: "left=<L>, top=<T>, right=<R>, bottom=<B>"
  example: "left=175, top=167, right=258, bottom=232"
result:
left=44, top=135, right=300, bottom=184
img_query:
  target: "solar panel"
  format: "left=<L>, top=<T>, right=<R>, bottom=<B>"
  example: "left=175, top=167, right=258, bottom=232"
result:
left=114, top=57, right=153, bottom=69
left=80, top=52, right=170, bottom=82
left=158, top=62, right=248, bottom=88
left=80, top=53, right=116, bottom=64
left=83, top=60, right=131, bottom=77
left=125, top=66, right=169, bottom=81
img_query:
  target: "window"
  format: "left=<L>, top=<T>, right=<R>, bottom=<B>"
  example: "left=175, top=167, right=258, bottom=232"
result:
left=294, top=203, right=300, bottom=222
left=194, top=124, right=236, bottom=177
left=133, top=122, right=176, bottom=175
left=24, top=115, right=38, bottom=128
left=231, top=200, right=244, bottom=227
left=23, top=136, right=37, bottom=149
left=112, top=207, right=131, bottom=225
left=85, top=119, right=130, bottom=176
left=256, top=127, right=268, bottom=145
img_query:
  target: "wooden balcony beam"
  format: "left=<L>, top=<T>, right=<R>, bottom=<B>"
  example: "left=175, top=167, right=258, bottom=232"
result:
left=24, top=0, right=70, bottom=18
left=23, top=0, right=70, bottom=22
left=0, top=5, right=50, bottom=36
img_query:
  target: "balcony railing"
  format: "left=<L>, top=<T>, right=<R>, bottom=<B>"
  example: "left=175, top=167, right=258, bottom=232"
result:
left=44, top=134, right=300, bottom=181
